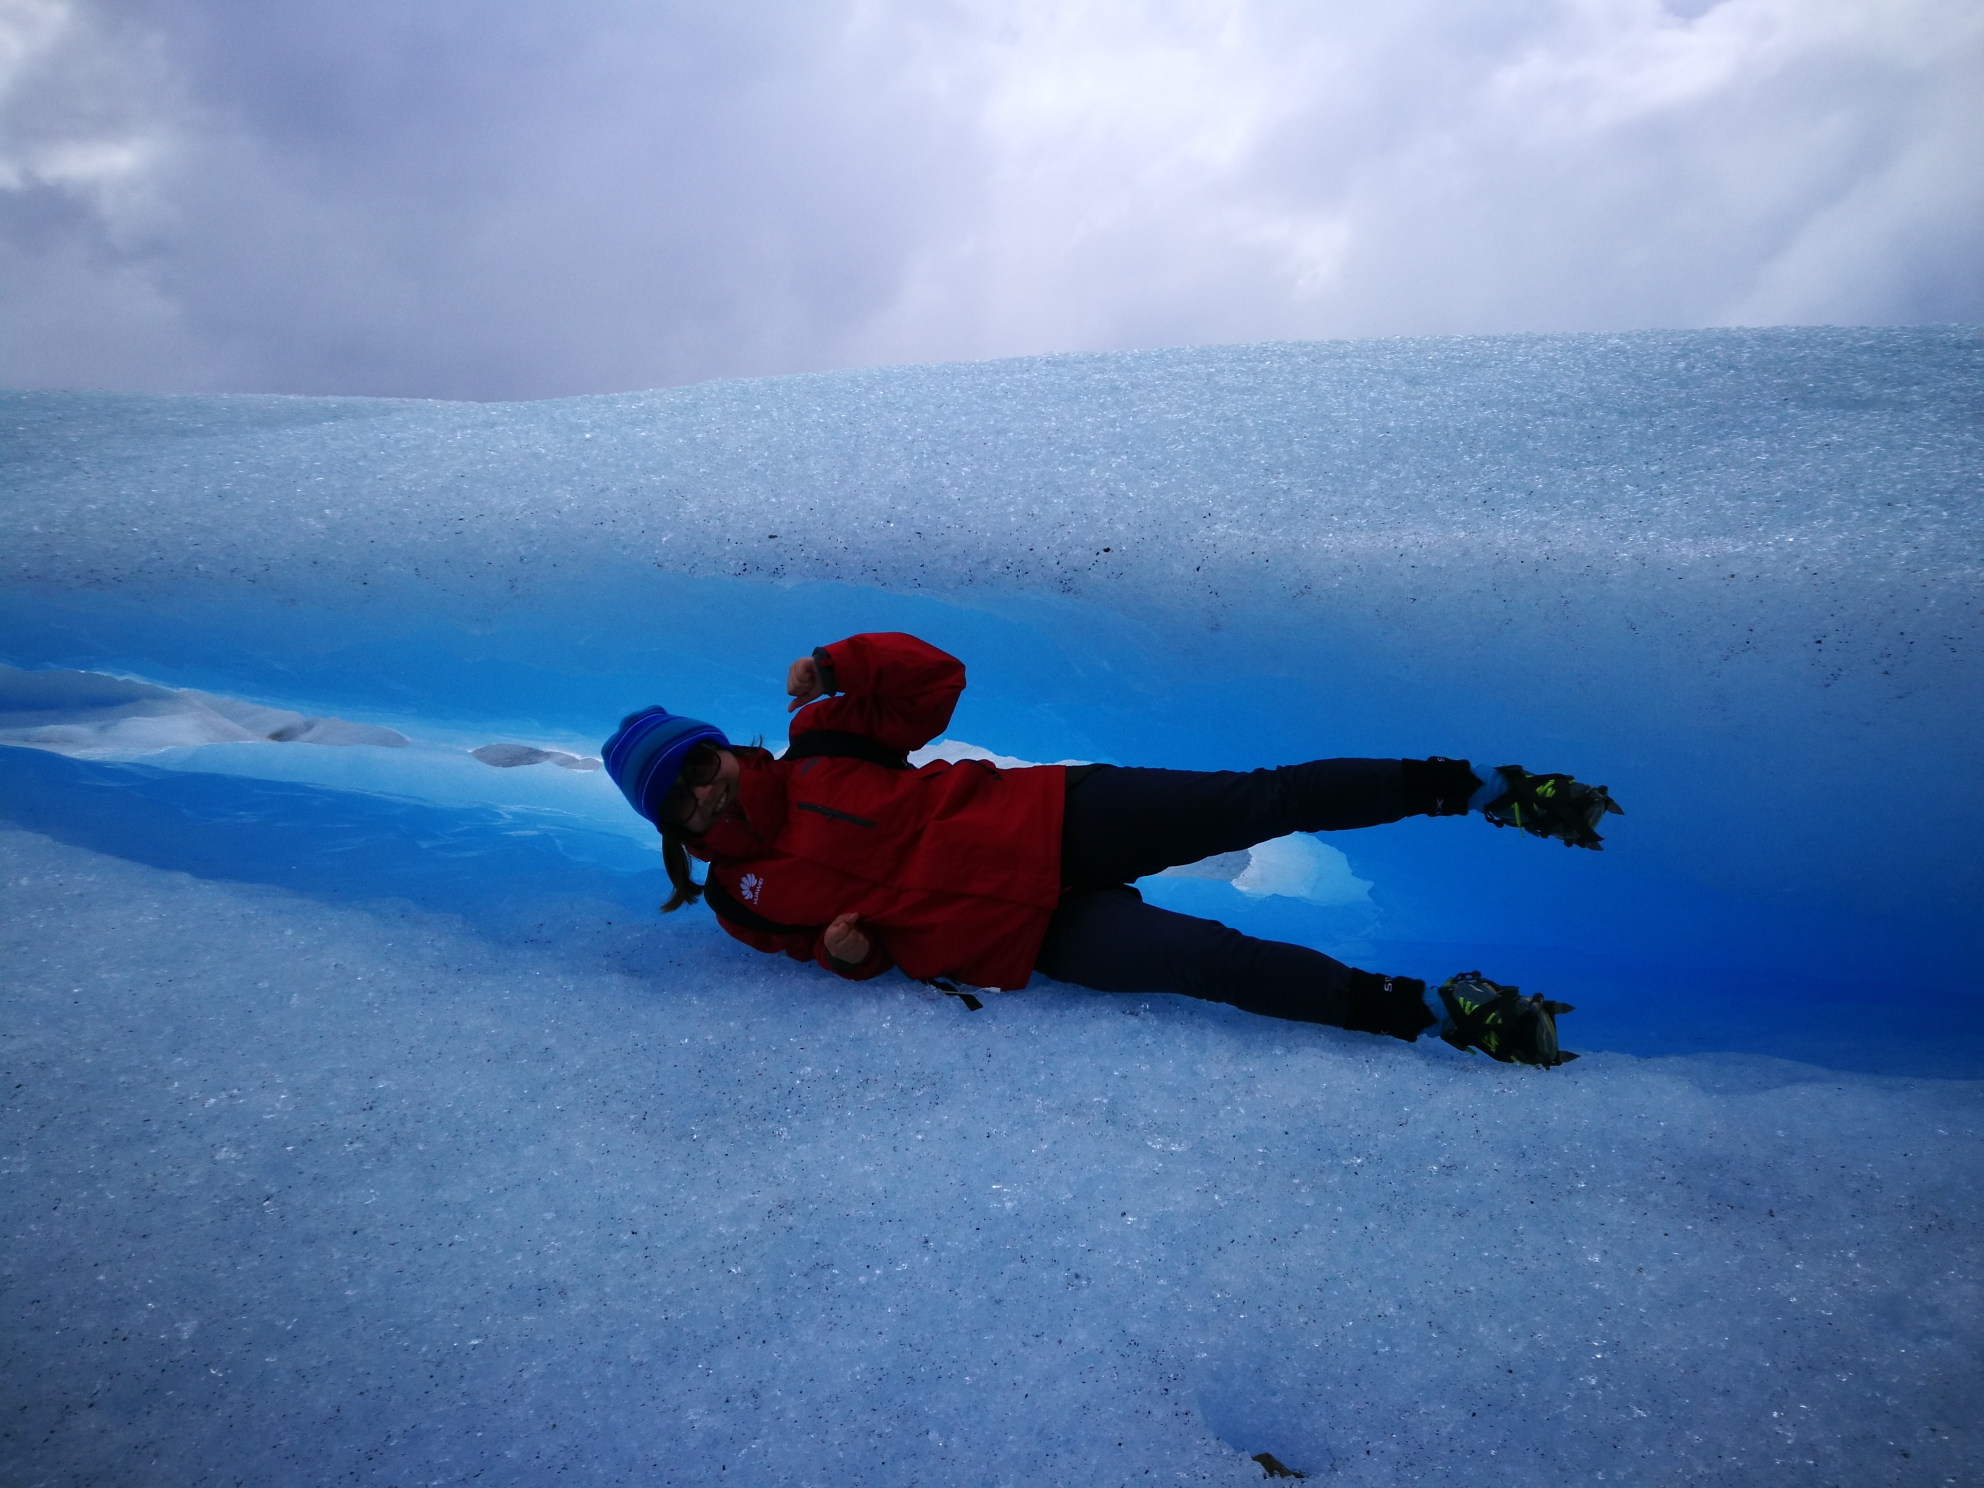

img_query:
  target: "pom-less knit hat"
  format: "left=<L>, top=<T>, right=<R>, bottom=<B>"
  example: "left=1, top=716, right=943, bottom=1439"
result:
left=603, top=707, right=728, bottom=825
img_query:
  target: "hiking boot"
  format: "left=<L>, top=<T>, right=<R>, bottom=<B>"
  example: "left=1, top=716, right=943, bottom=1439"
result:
left=1342, top=969, right=1437, bottom=1042
left=1435, top=972, right=1578, bottom=1067
left=1481, top=765, right=1623, bottom=849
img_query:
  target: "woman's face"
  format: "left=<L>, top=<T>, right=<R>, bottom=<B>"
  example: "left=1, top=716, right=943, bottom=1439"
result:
left=671, top=748, right=740, bottom=835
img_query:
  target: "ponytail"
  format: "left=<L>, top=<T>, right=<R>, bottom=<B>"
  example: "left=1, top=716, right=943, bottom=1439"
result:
left=659, top=829, right=705, bottom=913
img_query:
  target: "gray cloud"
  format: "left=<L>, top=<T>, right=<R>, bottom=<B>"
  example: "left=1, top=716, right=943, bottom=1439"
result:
left=1, top=0, right=1978, bottom=399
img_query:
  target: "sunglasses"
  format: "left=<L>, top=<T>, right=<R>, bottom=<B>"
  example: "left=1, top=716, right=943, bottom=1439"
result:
left=659, top=742, right=724, bottom=828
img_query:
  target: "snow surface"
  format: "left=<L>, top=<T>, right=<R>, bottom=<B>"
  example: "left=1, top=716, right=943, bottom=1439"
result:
left=3, top=327, right=1980, bottom=1483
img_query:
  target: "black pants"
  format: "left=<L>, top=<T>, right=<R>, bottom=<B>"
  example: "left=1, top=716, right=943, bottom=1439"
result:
left=1031, top=760, right=1409, bottom=1026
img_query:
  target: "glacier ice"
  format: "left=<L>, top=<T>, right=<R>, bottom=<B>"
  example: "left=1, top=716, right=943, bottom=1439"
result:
left=0, top=663, right=411, bottom=755
left=2, top=327, right=1979, bottom=1485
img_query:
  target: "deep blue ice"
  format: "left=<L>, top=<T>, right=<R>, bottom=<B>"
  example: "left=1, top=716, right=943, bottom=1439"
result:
left=3, top=327, right=1980, bottom=1483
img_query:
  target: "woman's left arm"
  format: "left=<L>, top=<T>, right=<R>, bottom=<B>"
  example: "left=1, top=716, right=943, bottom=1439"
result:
left=786, top=651, right=833, bottom=711
left=787, top=633, right=966, bottom=751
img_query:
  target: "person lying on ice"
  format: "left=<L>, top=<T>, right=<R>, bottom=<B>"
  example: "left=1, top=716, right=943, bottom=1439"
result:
left=603, top=632, right=1621, bottom=1068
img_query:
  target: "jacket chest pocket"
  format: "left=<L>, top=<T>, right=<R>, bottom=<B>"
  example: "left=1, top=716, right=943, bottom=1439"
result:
left=793, top=800, right=877, bottom=829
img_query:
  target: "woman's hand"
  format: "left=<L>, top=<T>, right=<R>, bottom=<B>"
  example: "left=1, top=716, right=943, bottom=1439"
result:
left=822, top=912, right=871, bottom=965
left=787, top=655, right=825, bottom=712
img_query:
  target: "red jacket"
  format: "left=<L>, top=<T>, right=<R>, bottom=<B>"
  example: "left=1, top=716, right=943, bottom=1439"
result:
left=685, top=633, right=1066, bottom=990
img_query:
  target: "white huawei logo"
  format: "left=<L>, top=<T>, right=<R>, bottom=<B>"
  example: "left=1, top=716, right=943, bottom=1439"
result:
left=738, top=872, right=763, bottom=903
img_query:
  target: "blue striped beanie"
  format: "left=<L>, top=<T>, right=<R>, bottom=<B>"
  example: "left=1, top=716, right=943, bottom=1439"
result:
left=602, top=707, right=729, bottom=825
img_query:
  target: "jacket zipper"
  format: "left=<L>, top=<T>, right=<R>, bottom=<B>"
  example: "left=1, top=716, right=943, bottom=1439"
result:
left=794, top=800, right=877, bottom=829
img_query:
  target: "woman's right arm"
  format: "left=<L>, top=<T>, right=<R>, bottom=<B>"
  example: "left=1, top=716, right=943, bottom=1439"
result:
left=816, top=913, right=894, bottom=980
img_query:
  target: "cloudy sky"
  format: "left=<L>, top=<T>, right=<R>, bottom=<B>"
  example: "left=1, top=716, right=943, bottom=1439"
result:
left=2, top=0, right=1978, bottom=400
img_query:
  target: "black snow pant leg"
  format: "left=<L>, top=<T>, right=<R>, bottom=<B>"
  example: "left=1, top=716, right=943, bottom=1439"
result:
left=1032, top=885, right=1355, bottom=1027
left=1058, top=758, right=1408, bottom=886
left=1037, top=759, right=1417, bottom=1029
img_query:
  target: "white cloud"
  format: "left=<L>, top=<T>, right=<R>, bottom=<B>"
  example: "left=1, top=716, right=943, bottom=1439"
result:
left=0, top=0, right=1976, bottom=397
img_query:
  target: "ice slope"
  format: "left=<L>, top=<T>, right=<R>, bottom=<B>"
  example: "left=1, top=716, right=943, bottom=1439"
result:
left=3, top=326, right=1981, bottom=1484
left=6, top=829, right=1979, bottom=1487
